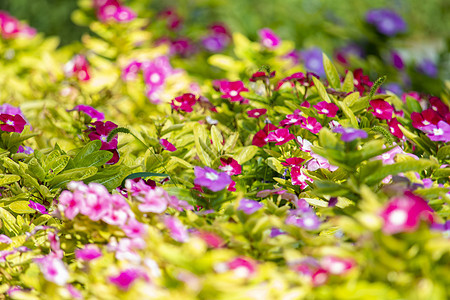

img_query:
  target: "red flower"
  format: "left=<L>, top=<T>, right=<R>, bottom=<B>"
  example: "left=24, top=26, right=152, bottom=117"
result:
left=352, top=69, right=373, bottom=95
left=281, top=157, right=305, bottom=167
left=410, top=109, right=441, bottom=129
left=387, top=118, right=404, bottom=139
left=429, top=97, right=449, bottom=118
left=219, top=81, right=249, bottom=102
left=369, top=99, right=393, bottom=120
left=252, top=124, right=278, bottom=147
left=313, top=101, right=339, bottom=117
left=87, top=121, right=119, bottom=164
left=247, top=108, right=267, bottom=118
left=249, top=71, right=275, bottom=82
left=0, top=114, right=27, bottom=133
left=171, top=93, right=197, bottom=112
left=219, top=157, right=242, bottom=175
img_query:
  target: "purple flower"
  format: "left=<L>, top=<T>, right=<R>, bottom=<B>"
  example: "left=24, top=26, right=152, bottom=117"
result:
left=383, top=83, right=403, bottom=95
left=75, top=244, right=102, bottom=261
left=17, top=145, right=34, bottom=154
left=0, top=234, right=12, bottom=244
left=286, top=210, right=321, bottom=230
left=301, top=48, right=325, bottom=77
left=109, top=268, right=148, bottom=291
left=333, top=127, right=368, bottom=142
left=417, top=59, right=438, bottom=78
left=29, top=200, right=48, bottom=214
left=431, top=220, right=450, bottom=238
left=238, top=199, right=263, bottom=215
left=366, top=9, right=407, bottom=36
left=270, top=228, right=285, bottom=237
left=258, top=28, right=281, bottom=49
left=391, top=51, right=404, bottom=70
left=422, top=121, right=450, bottom=142
left=69, top=105, right=105, bottom=121
left=194, top=166, right=232, bottom=192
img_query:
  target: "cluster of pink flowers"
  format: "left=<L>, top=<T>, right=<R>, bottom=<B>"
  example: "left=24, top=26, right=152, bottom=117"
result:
left=410, top=97, right=450, bottom=142
left=0, top=11, right=36, bottom=39
left=64, top=55, right=91, bottom=82
left=215, top=256, right=257, bottom=278
left=93, top=0, right=136, bottom=23
left=275, top=72, right=318, bottom=90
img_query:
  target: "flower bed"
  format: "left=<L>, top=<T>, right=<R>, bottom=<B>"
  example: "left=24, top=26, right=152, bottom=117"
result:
left=0, top=1, right=449, bottom=299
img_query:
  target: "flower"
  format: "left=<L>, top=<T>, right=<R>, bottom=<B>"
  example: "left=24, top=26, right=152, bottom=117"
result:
left=28, top=200, right=48, bottom=214
left=171, top=93, right=197, bottom=112
left=307, top=153, right=338, bottom=172
left=249, top=71, right=275, bottom=82
left=391, top=51, right=404, bottom=70
left=64, top=55, right=91, bottom=81
left=286, top=209, right=321, bottom=230
left=160, top=138, right=177, bottom=152
left=219, top=80, right=249, bottom=102
left=300, top=116, right=322, bottom=134
left=301, top=48, right=325, bottom=77
left=238, top=199, right=263, bottom=215
left=164, top=215, right=189, bottom=242
left=252, top=123, right=278, bottom=147
left=380, top=191, right=434, bottom=234
left=247, top=108, right=267, bottom=118
left=0, top=114, right=27, bottom=133
left=194, top=166, right=232, bottom=192
left=387, top=118, right=404, bottom=139
left=75, top=244, right=102, bottom=261
left=109, top=268, right=148, bottom=291
left=321, top=256, right=355, bottom=275
left=122, top=60, right=142, bottom=81
left=422, top=121, right=450, bottom=142
left=369, top=99, right=394, bottom=120
left=335, top=43, right=364, bottom=65
left=429, top=97, right=449, bottom=118
left=290, top=167, right=313, bottom=189
left=122, top=218, right=147, bottom=238
left=87, top=121, right=119, bottom=164
left=201, top=23, right=230, bottom=52
left=0, top=234, right=12, bottom=244
left=333, top=127, right=368, bottom=142
left=281, top=157, right=305, bottom=167
left=296, top=137, right=313, bottom=152
left=69, top=105, right=105, bottom=121
left=95, top=0, right=136, bottom=23
left=313, top=101, right=339, bottom=117
left=0, top=11, right=36, bottom=39
left=267, top=128, right=295, bottom=145
left=352, top=69, right=373, bottom=95
left=135, top=187, right=170, bottom=214
left=215, top=257, right=257, bottom=278
left=411, top=109, right=441, bottom=129
left=34, top=255, right=69, bottom=286
left=417, top=59, right=438, bottom=78
left=366, top=9, right=407, bottom=36
left=280, top=110, right=305, bottom=127
left=219, top=157, right=242, bottom=176
left=258, top=28, right=281, bottom=49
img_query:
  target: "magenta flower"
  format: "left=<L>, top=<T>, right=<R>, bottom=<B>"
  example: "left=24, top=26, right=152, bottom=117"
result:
left=95, top=0, right=136, bottom=23
left=160, top=138, right=177, bottom=152
left=109, top=268, right=148, bottom=291
left=70, top=105, right=104, bottom=121
left=391, top=51, right=404, bottom=70
left=34, top=255, right=69, bottom=286
left=387, top=118, right=404, bottom=139
left=122, top=60, right=142, bottom=81
left=313, top=101, right=339, bottom=117
left=247, top=108, right=267, bottom=118
left=64, top=55, right=91, bottom=81
left=194, top=231, right=224, bottom=248
left=366, top=9, right=407, bottom=36
left=143, top=62, right=166, bottom=88
left=411, top=109, right=441, bottom=129
left=87, top=121, right=118, bottom=150
left=252, top=123, right=278, bottom=147
left=0, top=234, right=12, bottom=244
left=422, top=121, right=450, bottom=142
left=301, top=116, right=322, bottom=134
left=369, top=99, right=394, bottom=120
left=194, top=166, right=232, bottom=192
left=281, top=157, right=305, bottom=167
left=0, top=114, right=27, bottom=133
left=75, top=244, right=102, bottom=261
left=123, top=218, right=147, bottom=238
left=0, top=11, right=36, bottom=39
left=219, top=80, right=249, bottom=102
left=276, top=72, right=306, bottom=90
left=321, top=256, right=355, bottom=275
left=249, top=71, right=275, bottom=82
left=164, top=215, right=189, bottom=242
left=219, top=157, right=242, bottom=176
left=201, top=25, right=231, bottom=52
left=290, top=166, right=313, bottom=189
left=307, top=153, right=338, bottom=172
left=171, top=93, right=197, bottom=112
left=286, top=209, right=321, bottom=230
left=267, top=128, right=295, bottom=145
left=258, top=28, right=281, bottom=49
left=353, top=69, right=373, bottom=95
left=217, top=257, right=256, bottom=278
left=429, top=97, right=449, bottom=118
left=280, top=110, right=305, bottom=127
left=238, top=199, right=263, bottom=215
left=380, top=191, right=434, bottom=234
left=28, top=200, right=48, bottom=214
left=333, top=127, right=368, bottom=142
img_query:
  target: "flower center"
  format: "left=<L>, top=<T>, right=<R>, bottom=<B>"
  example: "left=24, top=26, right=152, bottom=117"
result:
left=100, top=135, right=108, bottom=142
left=329, top=262, right=346, bottom=274
left=322, top=109, right=329, bottom=114
left=422, top=120, right=430, bottom=125
left=382, top=153, right=390, bottom=160
left=150, top=73, right=161, bottom=84
left=388, top=209, right=408, bottom=226
left=229, top=90, right=238, bottom=97
left=375, top=108, right=383, bottom=114
left=303, top=217, right=315, bottom=227
left=205, top=172, right=219, bottom=181
left=6, top=120, right=14, bottom=126
left=433, top=128, right=443, bottom=136
left=4, top=22, right=15, bottom=33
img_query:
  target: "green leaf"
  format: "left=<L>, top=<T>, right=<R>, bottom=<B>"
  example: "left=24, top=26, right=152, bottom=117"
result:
left=44, top=149, right=60, bottom=167
left=48, top=155, right=70, bottom=175
left=342, top=70, right=355, bottom=93
left=72, top=140, right=102, bottom=165
left=234, top=146, right=259, bottom=165
left=323, top=53, right=341, bottom=90
left=121, top=171, right=168, bottom=187
left=368, top=75, right=386, bottom=100
left=48, top=167, right=98, bottom=188
left=79, top=150, right=113, bottom=167
left=27, top=158, right=46, bottom=181
left=318, top=128, right=340, bottom=149
left=405, top=96, right=422, bottom=113
left=87, top=165, right=132, bottom=190
left=211, top=125, right=223, bottom=154
left=194, top=123, right=214, bottom=166
left=8, top=201, right=35, bottom=214
left=437, top=145, right=450, bottom=160
left=432, top=168, right=450, bottom=178
left=339, top=102, right=358, bottom=128
left=312, top=76, right=331, bottom=103
left=223, top=133, right=239, bottom=153
left=0, top=174, right=21, bottom=186
left=0, top=207, right=19, bottom=234
left=365, top=159, right=437, bottom=185
left=267, top=157, right=285, bottom=174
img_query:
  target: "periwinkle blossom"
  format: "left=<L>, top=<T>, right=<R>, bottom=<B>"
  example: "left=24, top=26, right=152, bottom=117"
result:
left=135, top=187, right=170, bottom=214
left=300, top=116, right=322, bottom=134
left=75, top=244, right=103, bottom=261
left=247, top=108, right=267, bottom=118
left=238, top=199, right=263, bottom=215
left=64, top=55, right=91, bottom=82
left=193, top=230, right=225, bottom=248
left=87, top=120, right=119, bottom=164
left=301, top=48, right=325, bottom=77
left=296, top=137, right=313, bottom=152
left=28, top=200, right=48, bottom=214
left=411, top=109, right=441, bottom=130
left=17, top=145, right=34, bottom=154
left=34, top=254, right=69, bottom=286
left=171, top=93, right=197, bottom=112
left=122, top=218, right=147, bottom=238
left=252, top=123, right=278, bottom=147
left=109, top=268, right=149, bottom=291
left=281, top=157, right=305, bottom=167
left=122, top=60, right=142, bottom=81
left=387, top=118, right=404, bottom=139
left=369, top=99, right=394, bottom=120
left=417, top=59, right=438, bottom=78
left=0, top=234, right=12, bottom=244
left=422, top=121, right=450, bottom=142
left=390, top=51, right=404, bottom=70
left=384, top=83, right=403, bottom=95
left=366, top=9, right=407, bottom=36
left=307, top=153, right=338, bottom=172
left=164, top=215, right=189, bottom=242
left=202, top=23, right=231, bottom=52
left=219, top=157, right=242, bottom=176
left=258, top=28, right=281, bottom=49
left=290, top=166, right=313, bottom=189
left=313, top=101, right=339, bottom=117
left=215, top=257, right=257, bottom=278
left=0, top=114, right=27, bottom=133
left=335, top=43, right=364, bottom=65
left=219, top=80, right=249, bottom=102
left=380, top=191, right=434, bottom=234
left=69, top=105, right=105, bottom=121
left=267, top=128, right=295, bottom=145
left=94, top=0, right=136, bottom=23
left=333, top=127, right=368, bottom=142
left=0, top=11, right=36, bottom=39
left=321, top=256, right=355, bottom=275
left=280, top=110, right=305, bottom=127
left=352, top=69, right=373, bottom=95
left=160, top=138, right=177, bottom=152
left=292, top=258, right=329, bottom=286
left=194, top=166, right=232, bottom=192
left=286, top=208, right=321, bottom=230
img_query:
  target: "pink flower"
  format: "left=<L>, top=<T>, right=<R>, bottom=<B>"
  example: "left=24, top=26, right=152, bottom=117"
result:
left=352, top=69, right=373, bottom=95
left=58, top=190, right=82, bottom=220
left=286, top=208, right=321, bottom=230
left=219, top=157, right=242, bottom=176
left=109, top=268, right=148, bottom=291
left=164, top=216, right=189, bottom=242
left=290, top=167, right=313, bottom=189
left=64, top=55, right=91, bottom=81
left=422, top=121, right=450, bottom=142
left=160, top=138, right=177, bottom=152
left=267, top=128, right=295, bottom=145
left=194, top=166, right=232, bottom=192
left=247, top=108, right=267, bottom=118
left=280, top=110, right=305, bottom=127
left=275, top=72, right=306, bottom=90
left=0, top=234, right=12, bottom=244
left=369, top=99, right=394, bottom=120
left=238, top=199, right=263, bottom=215
left=34, top=255, right=69, bottom=286
left=321, top=256, right=355, bottom=275
left=296, top=137, right=313, bottom=152
left=0, top=114, right=27, bottom=133
left=136, top=187, right=169, bottom=213
left=252, top=123, right=278, bottom=147
left=194, top=231, right=224, bottom=248
left=429, top=97, right=450, bottom=118
left=387, top=118, right=404, bottom=139
left=313, top=101, right=339, bottom=117
left=122, top=218, right=147, bottom=238
left=281, top=157, right=305, bottom=167
left=307, top=153, right=338, bottom=172
left=215, top=257, right=257, bottom=278
left=122, top=61, right=142, bottom=81
left=75, top=244, right=102, bottom=261
left=411, top=109, right=441, bottom=129
left=171, top=93, right=197, bottom=112
left=69, top=105, right=105, bottom=121
left=258, top=28, right=281, bottom=49
left=95, top=0, right=136, bottom=23
left=0, top=11, right=36, bottom=39
left=249, top=71, right=275, bottom=82
left=300, top=117, right=322, bottom=134
left=219, top=80, right=249, bottom=102
left=380, top=191, right=434, bottom=234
